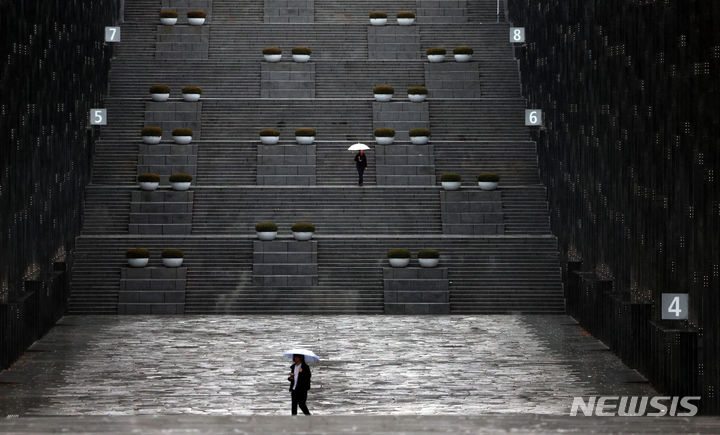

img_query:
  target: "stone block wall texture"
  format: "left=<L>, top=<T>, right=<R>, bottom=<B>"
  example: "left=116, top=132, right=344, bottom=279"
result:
left=253, top=240, right=319, bottom=287
left=257, top=144, right=317, bottom=185
left=424, top=62, right=482, bottom=98
left=119, top=267, right=187, bottom=314
left=156, top=25, right=210, bottom=60
left=440, top=190, right=504, bottom=234
left=129, top=191, right=194, bottom=235
left=0, top=0, right=120, bottom=368
left=383, top=267, right=450, bottom=314
left=261, top=62, right=316, bottom=98
left=367, top=26, right=421, bottom=60
left=508, top=0, right=719, bottom=413
left=161, top=0, right=214, bottom=23
left=264, top=0, right=314, bottom=23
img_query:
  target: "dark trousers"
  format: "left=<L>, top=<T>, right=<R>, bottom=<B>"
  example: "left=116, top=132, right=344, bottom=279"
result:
left=291, top=389, right=310, bottom=415
left=356, top=165, right=365, bottom=185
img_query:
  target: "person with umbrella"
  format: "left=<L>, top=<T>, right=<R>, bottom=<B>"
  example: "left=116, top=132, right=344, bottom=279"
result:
left=349, top=143, right=369, bottom=186
left=284, top=348, right=318, bottom=416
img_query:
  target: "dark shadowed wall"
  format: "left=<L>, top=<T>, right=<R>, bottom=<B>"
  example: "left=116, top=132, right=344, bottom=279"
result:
left=508, top=0, right=719, bottom=413
left=0, top=0, right=119, bottom=367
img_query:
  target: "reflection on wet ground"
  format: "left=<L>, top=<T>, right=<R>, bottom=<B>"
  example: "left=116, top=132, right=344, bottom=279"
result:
left=0, top=315, right=655, bottom=416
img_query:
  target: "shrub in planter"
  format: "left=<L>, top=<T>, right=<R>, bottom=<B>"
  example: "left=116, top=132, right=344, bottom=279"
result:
left=407, top=86, right=428, bottom=102
left=387, top=248, right=411, bottom=267
left=162, top=248, right=184, bottom=267
left=295, top=127, right=316, bottom=145
left=477, top=172, right=500, bottom=190
left=181, top=86, right=202, bottom=102
left=369, top=11, right=388, bottom=25
left=426, top=47, right=446, bottom=63
left=263, top=46, right=282, bottom=62
left=255, top=222, right=278, bottom=240
left=397, top=11, right=416, bottom=25
left=141, top=126, right=163, bottom=144
left=259, top=128, right=281, bottom=145
left=149, top=84, right=170, bottom=102
left=292, top=47, right=312, bottom=63
left=291, top=222, right=315, bottom=240
left=138, top=173, right=160, bottom=191
left=127, top=248, right=150, bottom=267
left=418, top=249, right=440, bottom=268
left=160, top=10, right=178, bottom=25
left=263, top=46, right=282, bottom=55
left=409, top=128, right=431, bottom=145
left=187, top=10, right=206, bottom=25
left=172, top=128, right=193, bottom=144
left=292, top=47, right=312, bottom=55
left=373, top=85, right=394, bottom=102
left=169, top=173, right=193, bottom=191
left=453, top=46, right=474, bottom=62
left=440, top=172, right=462, bottom=190
left=374, top=127, right=396, bottom=145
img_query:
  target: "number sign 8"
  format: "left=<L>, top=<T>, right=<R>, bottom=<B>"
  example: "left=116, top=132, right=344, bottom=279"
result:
left=510, top=27, right=525, bottom=43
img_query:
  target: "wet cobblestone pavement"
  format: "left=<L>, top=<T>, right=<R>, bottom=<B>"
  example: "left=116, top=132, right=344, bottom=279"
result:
left=0, top=315, right=656, bottom=416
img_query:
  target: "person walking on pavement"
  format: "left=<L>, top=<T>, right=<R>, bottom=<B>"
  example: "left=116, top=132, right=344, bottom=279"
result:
left=288, top=354, right=311, bottom=415
left=354, top=149, right=368, bottom=186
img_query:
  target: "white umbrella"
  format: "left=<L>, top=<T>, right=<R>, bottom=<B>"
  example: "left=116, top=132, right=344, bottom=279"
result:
left=348, top=143, right=370, bottom=151
left=283, top=348, right=320, bottom=363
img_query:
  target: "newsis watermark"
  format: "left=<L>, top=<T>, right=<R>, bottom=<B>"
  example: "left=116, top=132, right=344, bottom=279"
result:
left=570, top=396, right=701, bottom=416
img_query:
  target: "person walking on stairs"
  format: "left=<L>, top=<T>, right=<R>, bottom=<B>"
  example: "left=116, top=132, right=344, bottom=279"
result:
left=288, top=354, right=312, bottom=415
left=354, top=149, right=368, bottom=186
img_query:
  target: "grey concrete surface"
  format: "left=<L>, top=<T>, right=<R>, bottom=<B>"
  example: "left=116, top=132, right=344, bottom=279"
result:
left=1, top=315, right=655, bottom=417
left=2, top=414, right=720, bottom=434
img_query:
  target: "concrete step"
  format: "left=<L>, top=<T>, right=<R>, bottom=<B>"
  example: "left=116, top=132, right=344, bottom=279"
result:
left=314, top=0, right=417, bottom=24
left=68, top=235, right=563, bottom=314
left=468, top=0, right=503, bottom=23
left=212, top=0, right=264, bottom=23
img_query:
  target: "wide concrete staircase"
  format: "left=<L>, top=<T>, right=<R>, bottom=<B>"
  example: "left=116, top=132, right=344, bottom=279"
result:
left=69, top=0, right=564, bottom=314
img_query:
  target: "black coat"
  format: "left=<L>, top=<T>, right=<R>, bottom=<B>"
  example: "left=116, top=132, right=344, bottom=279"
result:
left=288, top=362, right=311, bottom=392
left=354, top=152, right=367, bottom=168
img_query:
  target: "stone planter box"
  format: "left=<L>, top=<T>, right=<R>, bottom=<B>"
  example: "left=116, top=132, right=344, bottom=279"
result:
left=127, top=258, right=149, bottom=268
left=410, top=136, right=429, bottom=145
left=296, top=136, right=315, bottom=145
left=173, top=135, right=192, bottom=145
left=142, top=136, right=162, bottom=145
left=260, top=136, right=280, bottom=145
left=477, top=181, right=498, bottom=191
left=388, top=258, right=410, bottom=268
left=419, top=258, right=440, bottom=268
left=375, top=136, right=395, bottom=145
left=441, top=181, right=461, bottom=190
left=163, top=258, right=184, bottom=267
left=171, top=182, right=191, bottom=191
left=293, top=231, right=314, bottom=241
left=139, top=182, right=159, bottom=191
left=257, top=231, right=277, bottom=241
left=151, top=93, right=170, bottom=102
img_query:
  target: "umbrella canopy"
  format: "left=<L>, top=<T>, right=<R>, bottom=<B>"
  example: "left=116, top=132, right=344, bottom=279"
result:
left=283, top=348, right=320, bottom=363
left=348, top=143, right=370, bottom=151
